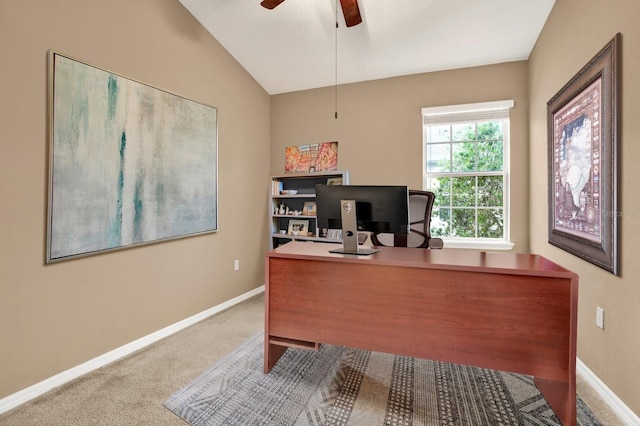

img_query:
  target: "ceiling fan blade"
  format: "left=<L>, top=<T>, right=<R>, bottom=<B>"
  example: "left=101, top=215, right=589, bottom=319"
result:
left=260, top=0, right=286, bottom=10
left=340, top=0, right=362, bottom=27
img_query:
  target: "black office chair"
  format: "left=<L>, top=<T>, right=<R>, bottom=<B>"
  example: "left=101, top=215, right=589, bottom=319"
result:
left=370, top=190, right=443, bottom=249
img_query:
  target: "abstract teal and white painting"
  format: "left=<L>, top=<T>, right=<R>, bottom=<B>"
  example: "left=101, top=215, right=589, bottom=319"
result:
left=46, top=51, right=217, bottom=262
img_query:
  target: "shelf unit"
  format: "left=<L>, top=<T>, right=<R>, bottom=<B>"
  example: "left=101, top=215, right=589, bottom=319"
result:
left=269, top=170, right=350, bottom=249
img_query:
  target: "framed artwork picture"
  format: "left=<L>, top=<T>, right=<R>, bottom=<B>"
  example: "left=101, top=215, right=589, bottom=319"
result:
left=547, top=34, right=620, bottom=275
left=284, top=142, right=338, bottom=173
left=47, top=51, right=218, bottom=263
left=287, top=219, right=309, bottom=235
left=302, top=201, right=317, bottom=216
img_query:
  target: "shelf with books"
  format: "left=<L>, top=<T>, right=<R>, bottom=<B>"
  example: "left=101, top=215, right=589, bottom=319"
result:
left=268, top=170, right=349, bottom=249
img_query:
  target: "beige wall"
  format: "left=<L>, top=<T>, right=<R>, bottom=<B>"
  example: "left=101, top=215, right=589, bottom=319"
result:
left=3, top=0, right=639, bottom=418
left=270, top=62, right=530, bottom=252
left=0, top=0, right=269, bottom=398
left=529, top=0, right=640, bottom=416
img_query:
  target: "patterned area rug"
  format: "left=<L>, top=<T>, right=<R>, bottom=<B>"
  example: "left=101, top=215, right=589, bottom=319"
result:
left=164, top=332, right=600, bottom=425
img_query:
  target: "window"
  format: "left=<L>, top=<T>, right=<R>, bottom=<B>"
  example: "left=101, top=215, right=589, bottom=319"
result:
left=422, top=100, right=514, bottom=250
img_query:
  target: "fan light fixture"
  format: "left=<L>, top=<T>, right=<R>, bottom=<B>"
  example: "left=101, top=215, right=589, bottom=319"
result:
left=260, top=0, right=362, bottom=27
left=261, top=0, right=363, bottom=119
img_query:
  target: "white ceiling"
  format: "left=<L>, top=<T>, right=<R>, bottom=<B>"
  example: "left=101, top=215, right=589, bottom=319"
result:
left=178, top=0, right=555, bottom=95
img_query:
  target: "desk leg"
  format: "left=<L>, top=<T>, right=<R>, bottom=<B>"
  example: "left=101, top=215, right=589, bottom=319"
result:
left=534, top=377, right=576, bottom=426
left=264, top=338, right=287, bottom=373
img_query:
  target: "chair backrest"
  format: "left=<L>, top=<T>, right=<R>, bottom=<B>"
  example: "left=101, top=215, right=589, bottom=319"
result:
left=371, top=190, right=440, bottom=249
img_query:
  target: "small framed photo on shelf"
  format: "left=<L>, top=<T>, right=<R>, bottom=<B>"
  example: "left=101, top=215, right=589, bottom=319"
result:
left=326, top=177, right=342, bottom=185
left=302, top=201, right=317, bottom=216
left=287, top=219, right=309, bottom=235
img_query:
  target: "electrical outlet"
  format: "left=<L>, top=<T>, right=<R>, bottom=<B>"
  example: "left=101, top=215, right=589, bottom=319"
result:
left=596, top=307, right=604, bottom=330
left=234, top=259, right=240, bottom=271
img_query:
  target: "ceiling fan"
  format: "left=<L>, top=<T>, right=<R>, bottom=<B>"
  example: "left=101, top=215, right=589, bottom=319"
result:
left=260, top=0, right=362, bottom=27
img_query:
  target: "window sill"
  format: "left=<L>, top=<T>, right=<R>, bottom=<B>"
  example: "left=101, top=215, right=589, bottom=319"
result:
left=440, top=239, right=514, bottom=251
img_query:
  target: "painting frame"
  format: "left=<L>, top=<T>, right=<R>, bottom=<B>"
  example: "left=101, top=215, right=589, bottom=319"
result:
left=302, top=201, right=317, bottom=216
left=46, top=51, right=218, bottom=263
left=547, top=34, right=620, bottom=275
left=287, top=219, right=309, bottom=235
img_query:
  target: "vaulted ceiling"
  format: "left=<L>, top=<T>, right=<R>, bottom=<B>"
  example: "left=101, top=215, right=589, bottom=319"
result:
left=179, top=0, right=555, bottom=95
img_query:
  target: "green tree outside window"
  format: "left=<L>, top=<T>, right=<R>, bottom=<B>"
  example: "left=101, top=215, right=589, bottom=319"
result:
left=427, top=121, right=504, bottom=238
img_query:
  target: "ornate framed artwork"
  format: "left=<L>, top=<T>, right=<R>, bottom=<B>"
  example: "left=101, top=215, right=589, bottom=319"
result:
left=47, top=51, right=218, bottom=263
left=547, top=34, right=620, bottom=275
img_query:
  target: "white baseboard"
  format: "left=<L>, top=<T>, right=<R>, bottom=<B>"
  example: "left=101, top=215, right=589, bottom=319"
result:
left=0, top=286, right=265, bottom=415
left=577, top=358, right=640, bottom=425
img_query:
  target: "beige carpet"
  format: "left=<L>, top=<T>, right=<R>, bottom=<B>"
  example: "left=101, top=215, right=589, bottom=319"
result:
left=0, top=293, right=627, bottom=425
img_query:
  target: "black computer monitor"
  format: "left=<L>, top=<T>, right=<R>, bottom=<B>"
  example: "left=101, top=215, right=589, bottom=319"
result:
left=315, top=184, right=409, bottom=255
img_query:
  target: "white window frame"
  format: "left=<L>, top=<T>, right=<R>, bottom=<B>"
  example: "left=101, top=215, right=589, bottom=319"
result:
left=422, top=100, right=514, bottom=251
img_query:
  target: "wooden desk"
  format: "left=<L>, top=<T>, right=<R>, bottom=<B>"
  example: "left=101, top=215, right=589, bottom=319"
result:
left=264, top=242, right=578, bottom=425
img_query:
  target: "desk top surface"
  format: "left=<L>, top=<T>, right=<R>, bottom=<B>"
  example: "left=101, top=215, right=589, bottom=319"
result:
left=267, top=241, right=578, bottom=279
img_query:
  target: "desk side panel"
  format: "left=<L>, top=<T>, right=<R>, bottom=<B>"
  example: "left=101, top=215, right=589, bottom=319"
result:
left=267, top=257, right=574, bottom=382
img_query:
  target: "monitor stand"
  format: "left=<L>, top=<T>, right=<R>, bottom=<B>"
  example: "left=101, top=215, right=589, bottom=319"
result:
left=328, top=199, right=380, bottom=256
